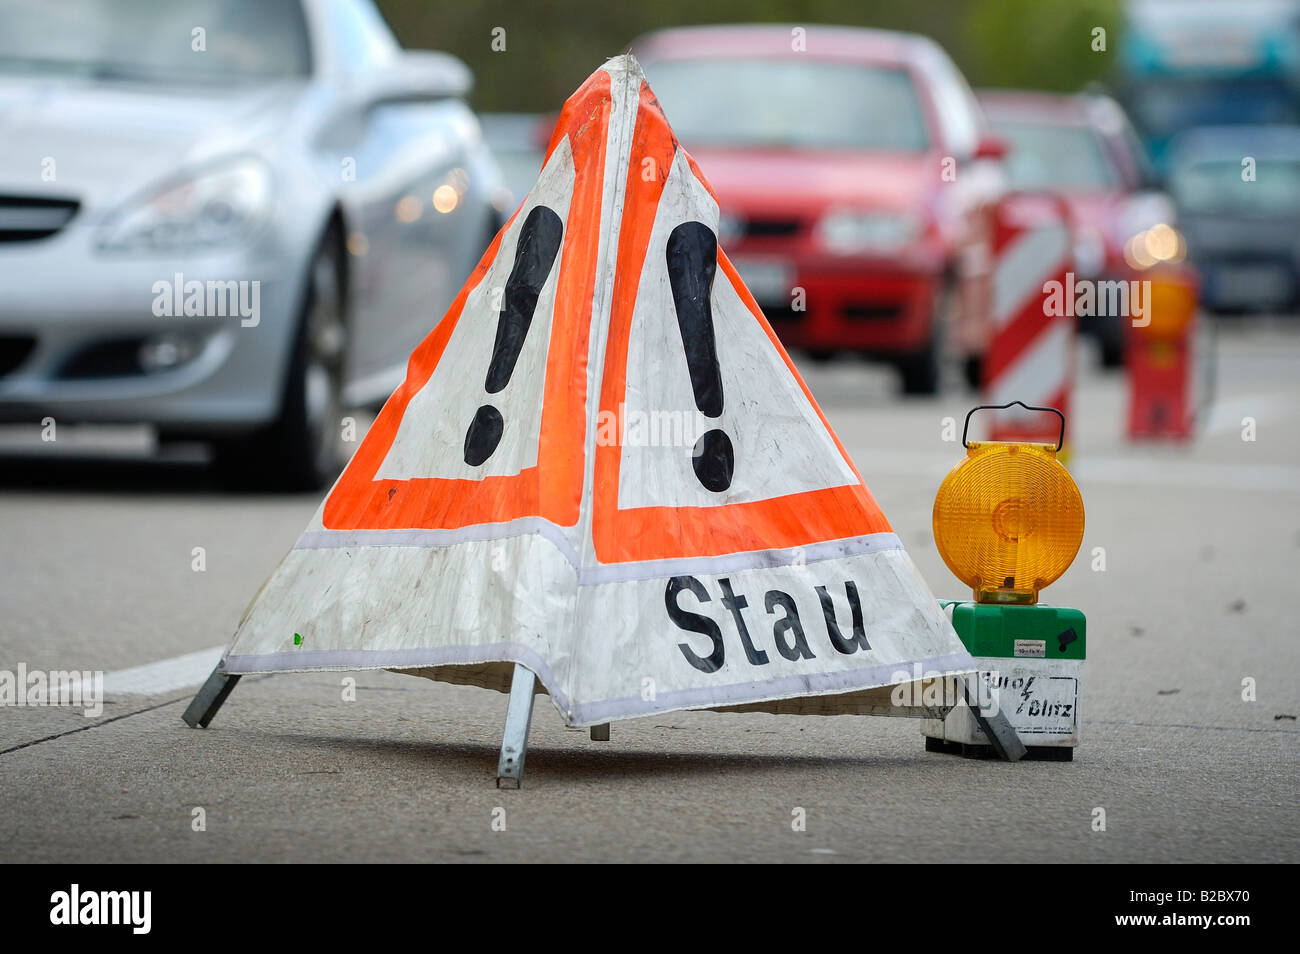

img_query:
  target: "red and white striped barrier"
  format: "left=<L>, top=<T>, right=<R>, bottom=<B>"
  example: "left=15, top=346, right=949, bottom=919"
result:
left=982, top=195, right=1075, bottom=446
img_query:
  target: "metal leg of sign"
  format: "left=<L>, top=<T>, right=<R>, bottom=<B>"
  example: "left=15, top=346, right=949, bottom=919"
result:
left=960, top=675, right=1026, bottom=761
left=590, top=723, right=610, bottom=741
left=182, top=666, right=241, bottom=729
left=496, top=663, right=538, bottom=789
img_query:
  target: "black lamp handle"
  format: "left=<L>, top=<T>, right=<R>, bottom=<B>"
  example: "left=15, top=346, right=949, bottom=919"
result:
left=962, top=401, right=1066, bottom=452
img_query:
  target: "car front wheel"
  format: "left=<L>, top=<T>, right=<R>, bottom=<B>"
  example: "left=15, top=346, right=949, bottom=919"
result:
left=895, top=280, right=952, bottom=396
left=214, top=229, right=348, bottom=491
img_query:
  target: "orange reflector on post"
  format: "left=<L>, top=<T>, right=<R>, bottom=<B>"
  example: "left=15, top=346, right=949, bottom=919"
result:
left=934, top=404, right=1084, bottom=605
left=1127, top=264, right=1199, bottom=440
left=1137, top=274, right=1197, bottom=342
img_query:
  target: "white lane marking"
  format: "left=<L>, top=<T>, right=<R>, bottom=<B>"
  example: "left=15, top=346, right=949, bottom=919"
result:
left=1202, top=394, right=1285, bottom=437
left=857, top=450, right=952, bottom=479
left=859, top=450, right=1300, bottom=493
left=100, top=646, right=226, bottom=696
left=1071, top=457, right=1300, bottom=493
left=0, top=424, right=155, bottom=454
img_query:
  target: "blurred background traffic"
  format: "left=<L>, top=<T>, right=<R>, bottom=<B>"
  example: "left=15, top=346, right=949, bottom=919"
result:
left=1, top=0, right=1296, bottom=488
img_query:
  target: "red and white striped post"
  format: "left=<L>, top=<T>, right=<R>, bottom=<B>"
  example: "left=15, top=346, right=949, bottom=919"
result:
left=982, top=194, right=1076, bottom=448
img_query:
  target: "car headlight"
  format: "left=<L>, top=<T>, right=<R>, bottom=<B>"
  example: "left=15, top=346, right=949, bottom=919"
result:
left=98, top=157, right=272, bottom=253
left=816, top=209, right=922, bottom=253
left=1115, top=191, right=1177, bottom=247
left=716, top=212, right=744, bottom=246
left=1123, top=223, right=1186, bottom=270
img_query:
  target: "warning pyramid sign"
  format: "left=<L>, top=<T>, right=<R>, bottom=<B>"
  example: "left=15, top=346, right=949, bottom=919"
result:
left=219, top=56, right=972, bottom=725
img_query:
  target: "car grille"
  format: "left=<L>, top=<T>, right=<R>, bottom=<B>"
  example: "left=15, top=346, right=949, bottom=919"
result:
left=757, top=304, right=906, bottom=325
left=0, top=195, right=80, bottom=242
left=57, top=338, right=150, bottom=379
left=843, top=303, right=905, bottom=322
left=742, top=218, right=802, bottom=238
left=0, top=335, right=37, bottom=377
left=761, top=305, right=803, bottom=324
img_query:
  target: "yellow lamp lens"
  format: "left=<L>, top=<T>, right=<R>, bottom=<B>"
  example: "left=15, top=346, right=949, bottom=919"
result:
left=1137, top=275, right=1197, bottom=341
left=932, top=442, right=1084, bottom=603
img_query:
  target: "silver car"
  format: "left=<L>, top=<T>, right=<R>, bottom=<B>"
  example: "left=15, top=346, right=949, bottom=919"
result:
left=0, top=0, right=508, bottom=488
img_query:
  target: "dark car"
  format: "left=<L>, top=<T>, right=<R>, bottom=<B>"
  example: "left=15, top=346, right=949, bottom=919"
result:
left=1167, top=125, right=1300, bottom=313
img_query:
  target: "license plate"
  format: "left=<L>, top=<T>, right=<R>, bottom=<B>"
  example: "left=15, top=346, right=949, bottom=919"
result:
left=730, top=257, right=794, bottom=306
left=1215, top=264, right=1293, bottom=305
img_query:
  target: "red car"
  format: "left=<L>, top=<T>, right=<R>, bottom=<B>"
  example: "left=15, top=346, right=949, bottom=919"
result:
left=634, top=24, right=1007, bottom=394
left=978, top=90, right=1184, bottom=367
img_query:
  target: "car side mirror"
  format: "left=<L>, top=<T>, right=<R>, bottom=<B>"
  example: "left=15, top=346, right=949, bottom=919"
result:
left=360, top=50, right=472, bottom=107
left=973, top=134, right=1009, bottom=161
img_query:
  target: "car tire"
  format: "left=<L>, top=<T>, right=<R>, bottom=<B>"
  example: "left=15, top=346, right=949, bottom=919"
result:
left=1097, top=318, right=1125, bottom=369
left=896, top=280, right=951, bottom=396
left=896, top=337, right=940, bottom=396
left=214, top=227, right=348, bottom=491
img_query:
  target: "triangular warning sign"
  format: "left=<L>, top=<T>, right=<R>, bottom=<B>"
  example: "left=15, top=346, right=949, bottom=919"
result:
left=591, top=87, right=885, bottom=563
left=220, top=56, right=972, bottom=726
left=321, top=77, right=608, bottom=532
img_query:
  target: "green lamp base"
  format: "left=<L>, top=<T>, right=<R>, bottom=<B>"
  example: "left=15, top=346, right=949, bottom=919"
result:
left=922, top=601, right=1086, bottom=761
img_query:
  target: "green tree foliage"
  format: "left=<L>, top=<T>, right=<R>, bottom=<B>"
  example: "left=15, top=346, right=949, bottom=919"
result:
left=965, top=0, right=1125, bottom=93
left=375, top=0, right=1124, bottom=112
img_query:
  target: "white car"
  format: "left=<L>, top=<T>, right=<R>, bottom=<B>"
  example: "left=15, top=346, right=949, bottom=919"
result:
left=0, top=0, right=509, bottom=488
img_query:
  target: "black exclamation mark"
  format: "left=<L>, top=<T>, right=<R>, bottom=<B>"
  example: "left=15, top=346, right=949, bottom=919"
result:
left=464, top=205, right=563, bottom=466
left=667, top=221, right=733, bottom=493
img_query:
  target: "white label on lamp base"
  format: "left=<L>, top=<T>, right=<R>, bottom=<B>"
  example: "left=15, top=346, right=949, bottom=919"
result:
left=987, top=671, right=1078, bottom=736
left=1013, top=639, right=1046, bottom=658
left=921, top=657, right=1083, bottom=746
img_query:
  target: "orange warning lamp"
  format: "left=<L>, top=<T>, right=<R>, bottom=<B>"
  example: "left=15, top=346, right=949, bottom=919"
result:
left=933, top=403, right=1084, bottom=605
left=1135, top=271, right=1198, bottom=343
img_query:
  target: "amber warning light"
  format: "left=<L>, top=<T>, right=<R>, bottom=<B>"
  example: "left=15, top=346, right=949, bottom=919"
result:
left=933, top=402, right=1085, bottom=605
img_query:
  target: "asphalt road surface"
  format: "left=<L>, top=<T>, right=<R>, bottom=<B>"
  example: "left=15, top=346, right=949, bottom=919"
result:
left=1, top=319, right=1296, bottom=863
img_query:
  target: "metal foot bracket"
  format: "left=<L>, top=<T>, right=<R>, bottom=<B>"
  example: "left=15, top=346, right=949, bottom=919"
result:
left=182, top=665, right=241, bottom=729
left=496, top=663, right=538, bottom=788
left=960, top=674, right=1027, bottom=761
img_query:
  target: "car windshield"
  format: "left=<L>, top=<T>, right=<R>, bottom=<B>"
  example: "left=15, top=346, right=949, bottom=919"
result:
left=1126, top=77, right=1299, bottom=139
left=1170, top=157, right=1300, bottom=216
left=0, top=0, right=311, bottom=83
left=644, top=58, right=930, bottom=151
left=995, top=121, right=1119, bottom=190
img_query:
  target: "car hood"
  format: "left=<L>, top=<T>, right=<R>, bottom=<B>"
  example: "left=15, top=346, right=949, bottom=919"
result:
left=687, top=147, right=935, bottom=213
left=1054, top=191, right=1128, bottom=241
left=1054, top=189, right=1177, bottom=250
left=0, top=75, right=307, bottom=214
left=1057, top=191, right=1124, bottom=225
